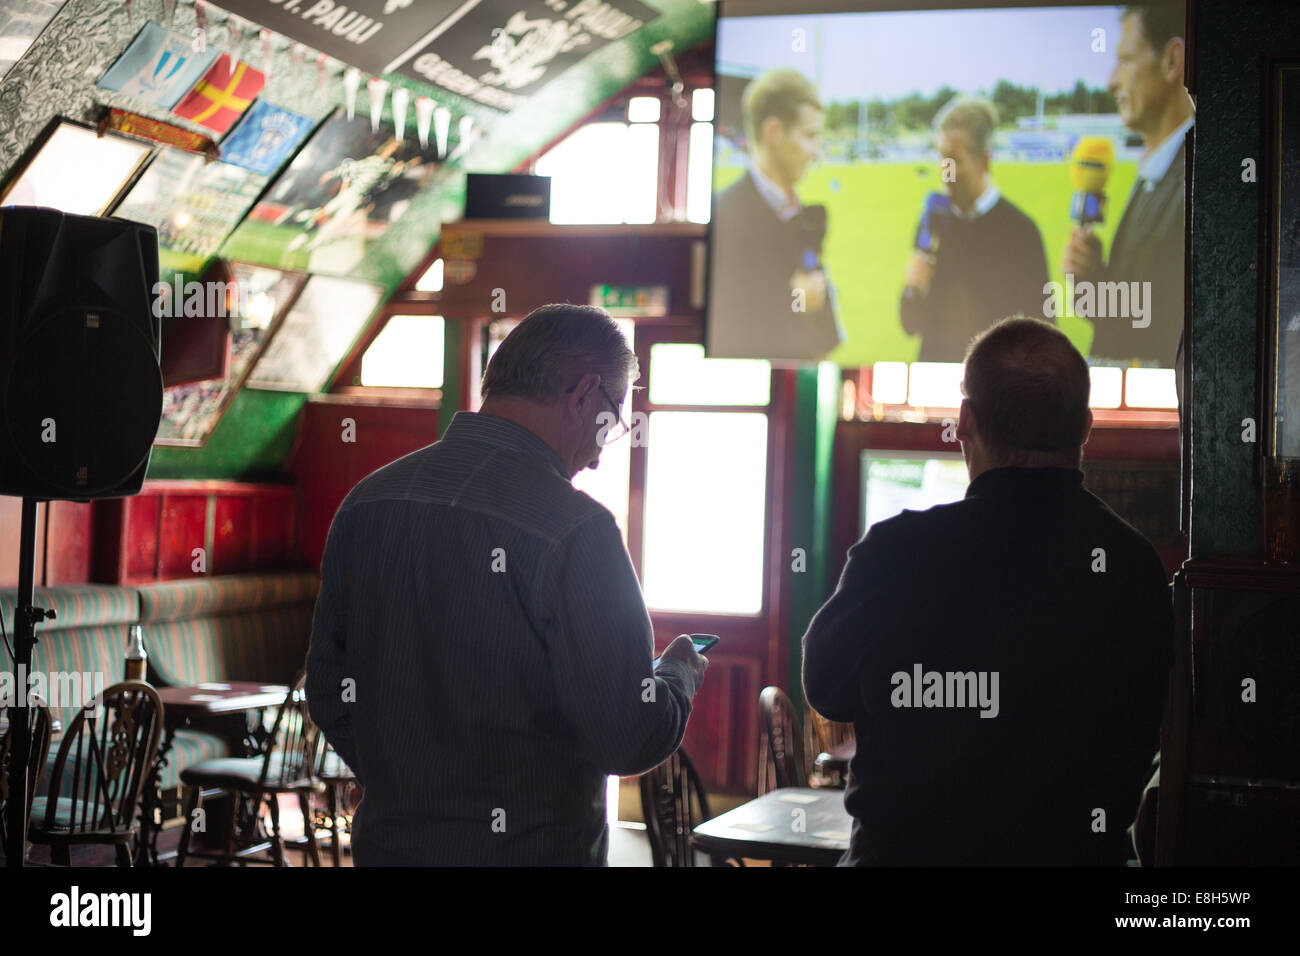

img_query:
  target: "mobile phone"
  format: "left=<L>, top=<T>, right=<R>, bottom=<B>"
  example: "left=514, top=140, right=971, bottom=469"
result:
left=653, top=633, right=720, bottom=668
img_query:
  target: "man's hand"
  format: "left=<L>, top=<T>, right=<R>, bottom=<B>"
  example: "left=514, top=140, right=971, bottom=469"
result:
left=791, top=268, right=828, bottom=313
left=658, top=634, right=708, bottom=692
left=1063, top=227, right=1104, bottom=282
left=904, top=251, right=936, bottom=296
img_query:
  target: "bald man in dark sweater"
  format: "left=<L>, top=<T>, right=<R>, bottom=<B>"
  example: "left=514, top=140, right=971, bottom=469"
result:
left=901, top=97, right=1050, bottom=362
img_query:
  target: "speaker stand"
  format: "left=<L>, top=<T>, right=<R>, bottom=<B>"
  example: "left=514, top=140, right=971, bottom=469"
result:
left=5, top=498, right=55, bottom=868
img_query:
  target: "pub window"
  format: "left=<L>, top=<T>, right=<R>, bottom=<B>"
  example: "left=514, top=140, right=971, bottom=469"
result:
left=359, top=315, right=446, bottom=389
left=639, top=343, right=771, bottom=615
left=534, top=120, right=659, bottom=224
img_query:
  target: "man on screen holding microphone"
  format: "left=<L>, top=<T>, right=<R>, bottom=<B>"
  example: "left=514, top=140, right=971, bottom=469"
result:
left=900, top=96, right=1050, bottom=362
left=1062, top=1, right=1193, bottom=389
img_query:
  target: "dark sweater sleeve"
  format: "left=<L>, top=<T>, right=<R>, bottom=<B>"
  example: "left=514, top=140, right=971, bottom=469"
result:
left=542, top=509, right=696, bottom=776
left=802, top=521, right=905, bottom=722
left=306, top=505, right=361, bottom=778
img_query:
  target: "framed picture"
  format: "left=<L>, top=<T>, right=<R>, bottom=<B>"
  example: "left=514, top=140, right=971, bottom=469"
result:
left=245, top=274, right=384, bottom=392
left=233, top=110, right=440, bottom=275
left=0, top=117, right=152, bottom=215
left=0, top=1, right=67, bottom=83
left=1262, top=61, right=1300, bottom=561
left=154, top=262, right=308, bottom=447
left=110, top=147, right=269, bottom=271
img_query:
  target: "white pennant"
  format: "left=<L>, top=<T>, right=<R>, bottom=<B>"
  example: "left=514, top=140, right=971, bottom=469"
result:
left=343, top=67, right=362, bottom=121
left=415, top=96, right=435, bottom=151
left=391, top=87, right=410, bottom=143
left=433, top=106, right=451, bottom=159
left=368, top=77, right=389, bottom=134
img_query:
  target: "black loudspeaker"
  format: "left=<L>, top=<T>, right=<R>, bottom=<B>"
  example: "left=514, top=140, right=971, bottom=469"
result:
left=0, top=206, right=162, bottom=500
left=464, top=173, right=551, bottom=220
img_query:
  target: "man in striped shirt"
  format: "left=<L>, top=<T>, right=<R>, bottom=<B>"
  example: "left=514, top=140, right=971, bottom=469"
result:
left=307, top=304, right=708, bottom=865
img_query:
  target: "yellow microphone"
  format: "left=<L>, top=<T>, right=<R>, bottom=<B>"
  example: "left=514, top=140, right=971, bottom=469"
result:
left=1069, top=136, right=1115, bottom=225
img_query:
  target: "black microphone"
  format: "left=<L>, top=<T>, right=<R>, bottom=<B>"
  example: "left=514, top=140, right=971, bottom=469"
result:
left=794, top=203, right=828, bottom=269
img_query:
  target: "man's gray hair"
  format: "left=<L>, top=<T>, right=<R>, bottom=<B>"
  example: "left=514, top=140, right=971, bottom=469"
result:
left=480, top=304, right=638, bottom=403
left=934, top=95, right=999, bottom=157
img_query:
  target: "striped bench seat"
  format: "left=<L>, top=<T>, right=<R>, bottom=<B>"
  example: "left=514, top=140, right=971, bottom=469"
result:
left=136, top=572, right=318, bottom=689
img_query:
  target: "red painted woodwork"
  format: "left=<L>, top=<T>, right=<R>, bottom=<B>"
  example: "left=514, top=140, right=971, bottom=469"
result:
left=158, top=494, right=207, bottom=579
left=252, top=493, right=297, bottom=569
left=212, top=495, right=253, bottom=574
left=291, top=398, right=444, bottom=568
left=122, top=495, right=161, bottom=583
left=43, top=501, right=93, bottom=585
left=89, top=481, right=300, bottom=585
left=0, top=499, right=94, bottom=588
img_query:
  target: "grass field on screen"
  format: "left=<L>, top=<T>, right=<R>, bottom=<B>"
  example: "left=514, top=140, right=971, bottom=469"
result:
left=714, top=159, right=1139, bottom=367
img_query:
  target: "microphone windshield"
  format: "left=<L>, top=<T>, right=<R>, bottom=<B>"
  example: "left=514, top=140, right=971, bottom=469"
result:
left=1070, top=136, right=1115, bottom=192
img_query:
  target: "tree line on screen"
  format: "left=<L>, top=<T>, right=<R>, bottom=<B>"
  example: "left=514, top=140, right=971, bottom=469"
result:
left=822, top=81, right=1116, bottom=137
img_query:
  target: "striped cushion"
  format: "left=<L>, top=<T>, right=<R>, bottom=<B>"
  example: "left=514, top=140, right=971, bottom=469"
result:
left=162, top=730, right=230, bottom=791
left=137, top=573, right=318, bottom=624
left=30, top=627, right=126, bottom=730
left=0, top=585, right=138, bottom=632
left=137, top=574, right=317, bottom=688
left=143, top=606, right=314, bottom=687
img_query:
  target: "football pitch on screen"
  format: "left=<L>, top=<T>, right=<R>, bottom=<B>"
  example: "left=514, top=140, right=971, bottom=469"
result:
left=715, top=160, right=1140, bottom=367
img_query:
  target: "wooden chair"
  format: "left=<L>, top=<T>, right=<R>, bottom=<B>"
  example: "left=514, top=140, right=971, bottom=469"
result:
left=805, top=706, right=855, bottom=788
left=807, top=707, right=854, bottom=756
left=311, top=744, right=359, bottom=867
left=639, top=747, right=732, bottom=866
left=28, top=681, right=162, bottom=867
left=175, top=678, right=325, bottom=867
left=0, top=696, right=54, bottom=860
left=758, top=686, right=809, bottom=791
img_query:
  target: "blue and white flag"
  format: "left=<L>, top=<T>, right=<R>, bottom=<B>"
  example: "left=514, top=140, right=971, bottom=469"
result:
left=220, top=99, right=314, bottom=176
left=97, top=21, right=217, bottom=109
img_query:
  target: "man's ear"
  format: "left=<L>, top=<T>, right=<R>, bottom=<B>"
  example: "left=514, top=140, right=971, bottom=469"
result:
left=957, top=398, right=974, bottom=441
left=1163, top=37, right=1186, bottom=85
left=1082, top=408, right=1095, bottom=447
left=567, top=372, right=601, bottom=418
left=759, top=115, right=784, bottom=147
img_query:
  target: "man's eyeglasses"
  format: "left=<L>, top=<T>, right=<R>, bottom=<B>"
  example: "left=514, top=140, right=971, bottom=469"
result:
left=567, top=381, right=629, bottom=446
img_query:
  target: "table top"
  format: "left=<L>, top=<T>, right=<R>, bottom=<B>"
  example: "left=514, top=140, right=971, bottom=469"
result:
left=691, top=787, right=853, bottom=866
left=156, top=682, right=289, bottom=716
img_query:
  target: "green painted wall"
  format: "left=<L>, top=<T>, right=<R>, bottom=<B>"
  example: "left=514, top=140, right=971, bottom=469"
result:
left=1190, top=0, right=1300, bottom=555
left=785, top=363, right=842, bottom=711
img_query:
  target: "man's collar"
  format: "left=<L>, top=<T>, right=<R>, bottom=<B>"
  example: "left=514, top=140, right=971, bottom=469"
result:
left=749, top=161, right=801, bottom=222
left=965, top=466, right=1084, bottom=498
left=1138, top=116, right=1194, bottom=188
left=444, top=410, right=571, bottom=480
left=952, top=181, right=1000, bottom=220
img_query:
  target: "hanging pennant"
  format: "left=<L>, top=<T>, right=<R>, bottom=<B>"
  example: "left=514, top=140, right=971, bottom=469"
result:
left=195, top=0, right=208, bottom=34
left=367, top=77, right=389, bottom=134
left=458, top=115, right=473, bottom=148
left=316, top=52, right=329, bottom=93
left=291, top=43, right=305, bottom=75
left=390, top=87, right=410, bottom=143
left=433, top=106, right=450, bottom=159
left=415, top=96, right=434, bottom=151
left=163, top=0, right=177, bottom=26
left=343, top=67, right=361, bottom=121
left=123, top=0, right=133, bottom=24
